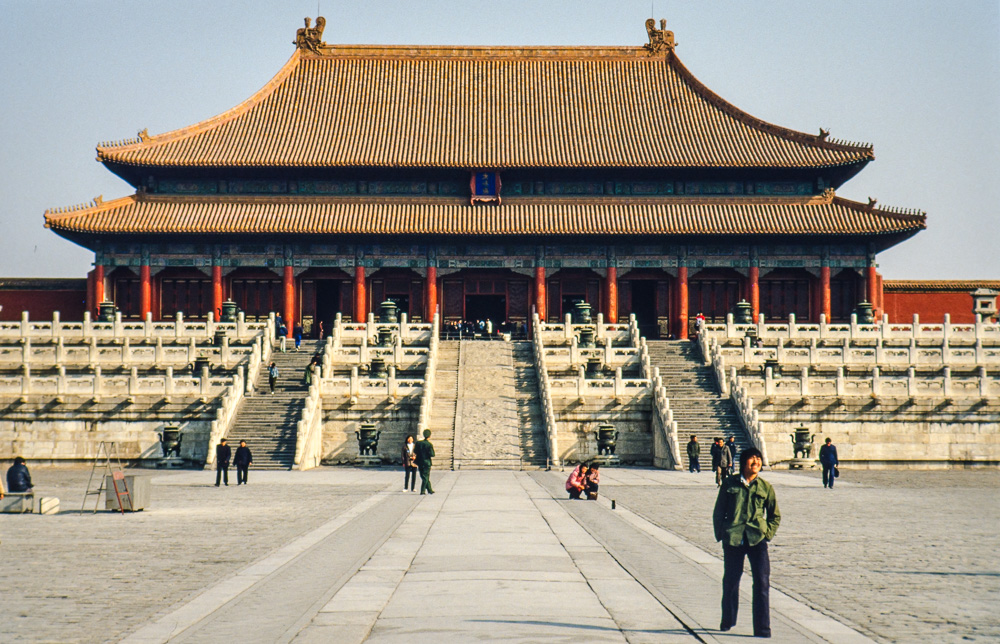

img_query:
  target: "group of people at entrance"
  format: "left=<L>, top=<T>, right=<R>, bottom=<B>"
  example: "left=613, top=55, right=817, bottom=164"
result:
left=401, top=431, right=436, bottom=494
left=687, top=435, right=740, bottom=486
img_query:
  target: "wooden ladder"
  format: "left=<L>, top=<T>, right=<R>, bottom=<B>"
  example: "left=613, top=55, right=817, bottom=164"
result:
left=81, top=442, right=132, bottom=514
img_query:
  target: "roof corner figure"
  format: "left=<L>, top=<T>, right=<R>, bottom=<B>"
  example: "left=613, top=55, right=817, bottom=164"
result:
left=644, top=18, right=675, bottom=55
left=294, top=16, right=326, bottom=53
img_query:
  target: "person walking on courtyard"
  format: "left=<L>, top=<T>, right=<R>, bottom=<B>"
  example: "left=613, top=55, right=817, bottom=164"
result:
left=727, top=436, right=739, bottom=475
left=268, top=362, right=278, bottom=394
left=414, top=429, right=435, bottom=495
left=215, top=438, right=232, bottom=487
left=819, top=437, right=839, bottom=489
left=234, top=440, right=253, bottom=485
left=714, top=447, right=780, bottom=638
left=713, top=437, right=733, bottom=487
left=6, top=456, right=33, bottom=494
left=687, top=435, right=701, bottom=473
left=401, top=435, right=417, bottom=492
left=293, top=323, right=303, bottom=351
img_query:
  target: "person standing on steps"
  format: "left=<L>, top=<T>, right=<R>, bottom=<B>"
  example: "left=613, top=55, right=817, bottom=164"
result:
left=278, top=323, right=287, bottom=352
left=414, top=429, right=435, bottom=495
left=234, top=440, right=253, bottom=485
left=293, top=323, right=303, bottom=351
left=268, top=362, right=278, bottom=394
left=819, top=437, right=839, bottom=489
left=687, top=435, right=701, bottom=473
left=714, top=447, right=780, bottom=638
left=215, top=438, right=232, bottom=487
left=401, top=435, right=417, bottom=492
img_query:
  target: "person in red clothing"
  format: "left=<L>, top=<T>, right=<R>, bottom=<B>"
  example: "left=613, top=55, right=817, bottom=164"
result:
left=565, top=464, right=588, bottom=499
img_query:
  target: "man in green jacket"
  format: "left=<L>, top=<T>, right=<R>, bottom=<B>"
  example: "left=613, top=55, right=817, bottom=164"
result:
left=414, top=429, right=435, bottom=495
left=713, top=447, right=780, bottom=638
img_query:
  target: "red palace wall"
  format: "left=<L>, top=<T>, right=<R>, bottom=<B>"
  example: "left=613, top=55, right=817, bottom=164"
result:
left=883, top=284, right=999, bottom=324
left=0, top=279, right=87, bottom=321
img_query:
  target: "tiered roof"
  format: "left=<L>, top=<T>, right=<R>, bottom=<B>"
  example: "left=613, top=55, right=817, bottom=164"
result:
left=95, top=43, right=873, bottom=171
left=46, top=191, right=924, bottom=238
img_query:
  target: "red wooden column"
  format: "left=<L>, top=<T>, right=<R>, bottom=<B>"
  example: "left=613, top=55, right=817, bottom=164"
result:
left=139, top=263, right=152, bottom=319
left=426, top=266, right=438, bottom=320
left=283, top=265, right=295, bottom=336
left=820, top=265, right=831, bottom=321
left=212, top=265, right=223, bottom=319
left=94, top=264, right=105, bottom=307
left=749, top=266, right=760, bottom=321
left=866, top=266, right=879, bottom=316
left=354, top=265, right=366, bottom=323
left=534, top=266, right=546, bottom=320
left=605, top=266, right=618, bottom=323
left=677, top=266, right=689, bottom=339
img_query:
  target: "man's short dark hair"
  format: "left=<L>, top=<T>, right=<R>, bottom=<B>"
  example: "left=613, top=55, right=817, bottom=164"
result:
left=740, top=447, right=764, bottom=463
left=825, top=437, right=832, bottom=443
left=690, top=435, right=697, bottom=440
left=13, top=456, right=26, bottom=465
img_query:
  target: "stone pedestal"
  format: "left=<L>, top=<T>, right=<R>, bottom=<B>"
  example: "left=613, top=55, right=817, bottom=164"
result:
left=788, top=458, right=818, bottom=470
left=354, top=455, right=383, bottom=467
left=155, top=457, right=187, bottom=469
left=589, top=455, right=621, bottom=467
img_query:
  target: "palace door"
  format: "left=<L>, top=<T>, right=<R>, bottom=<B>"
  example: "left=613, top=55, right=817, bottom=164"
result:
left=619, top=277, right=671, bottom=338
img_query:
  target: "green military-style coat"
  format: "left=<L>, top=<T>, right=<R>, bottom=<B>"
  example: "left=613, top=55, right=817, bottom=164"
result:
left=713, top=475, right=781, bottom=547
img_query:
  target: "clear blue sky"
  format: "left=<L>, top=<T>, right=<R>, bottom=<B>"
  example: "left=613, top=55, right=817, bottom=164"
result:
left=1, top=0, right=997, bottom=280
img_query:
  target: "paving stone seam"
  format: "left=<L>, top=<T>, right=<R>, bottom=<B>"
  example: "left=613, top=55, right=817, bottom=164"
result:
left=519, top=472, right=704, bottom=643
left=120, top=485, right=399, bottom=644
left=291, top=473, right=455, bottom=643
left=587, top=486, right=876, bottom=643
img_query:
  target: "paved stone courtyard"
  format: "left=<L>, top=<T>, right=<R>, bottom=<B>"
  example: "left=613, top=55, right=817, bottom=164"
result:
left=0, top=466, right=995, bottom=643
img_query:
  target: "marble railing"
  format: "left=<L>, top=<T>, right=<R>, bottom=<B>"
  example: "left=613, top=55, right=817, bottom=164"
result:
left=0, top=311, right=269, bottom=342
left=535, top=313, right=633, bottom=347
left=328, top=313, right=434, bottom=346
left=702, top=312, right=1000, bottom=344
left=204, top=369, right=246, bottom=465
left=737, top=365, right=998, bottom=399
left=0, top=337, right=255, bottom=370
left=317, top=368, right=424, bottom=399
left=532, top=313, right=560, bottom=468
left=0, top=366, right=236, bottom=399
left=709, top=338, right=1000, bottom=368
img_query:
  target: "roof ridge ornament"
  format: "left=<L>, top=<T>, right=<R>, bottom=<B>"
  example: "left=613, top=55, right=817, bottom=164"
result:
left=644, top=18, right=675, bottom=55
left=294, top=16, right=326, bottom=53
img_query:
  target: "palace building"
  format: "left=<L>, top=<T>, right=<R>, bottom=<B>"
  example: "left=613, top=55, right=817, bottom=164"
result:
left=44, top=18, right=926, bottom=338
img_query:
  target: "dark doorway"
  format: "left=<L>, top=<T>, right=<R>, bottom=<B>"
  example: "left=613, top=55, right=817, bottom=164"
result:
left=315, top=280, right=341, bottom=338
left=465, top=294, right=506, bottom=325
left=630, top=281, right=658, bottom=338
left=385, top=294, right=410, bottom=317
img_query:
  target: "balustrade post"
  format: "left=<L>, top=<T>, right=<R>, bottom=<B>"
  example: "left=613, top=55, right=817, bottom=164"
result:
left=154, top=338, right=163, bottom=366
left=980, top=366, right=989, bottom=398
left=908, top=338, right=916, bottom=363
left=836, top=367, right=845, bottom=396
left=200, top=366, right=211, bottom=395
left=350, top=366, right=360, bottom=397
left=726, top=312, right=735, bottom=338
left=21, top=337, right=30, bottom=366
left=819, top=313, right=828, bottom=339
left=20, top=311, right=29, bottom=338
left=175, top=311, right=184, bottom=338
left=93, top=365, right=102, bottom=397
left=743, top=335, right=751, bottom=362
left=52, top=311, right=60, bottom=337
left=907, top=366, right=917, bottom=397
left=188, top=337, right=197, bottom=362
left=849, top=313, right=858, bottom=340
left=975, top=313, right=983, bottom=341
left=367, top=311, right=375, bottom=326
left=113, top=311, right=123, bottom=337
left=222, top=336, right=231, bottom=368
left=360, top=333, right=369, bottom=363
left=872, top=366, right=881, bottom=397
left=942, top=313, right=951, bottom=347
left=56, top=337, right=65, bottom=365
left=144, top=311, right=153, bottom=339
left=912, top=313, right=920, bottom=339
left=943, top=366, right=952, bottom=397
left=801, top=367, right=809, bottom=396
left=570, top=336, right=579, bottom=366
left=55, top=366, right=66, bottom=396
left=777, top=337, right=785, bottom=362
left=130, top=366, right=139, bottom=397
left=764, top=367, right=774, bottom=396
left=756, top=313, right=765, bottom=338
left=564, top=313, right=573, bottom=340
left=876, top=338, right=885, bottom=363
left=399, top=312, right=408, bottom=340
left=615, top=367, right=623, bottom=397
left=788, top=313, right=797, bottom=338
left=165, top=366, right=174, bottom=396
left=122, top=337, right=130, bottom=364
left=22, top=363, right=31, bottom=395
left=83, top=310, right=92, bottom=338
left=206, top=311, right=216, bottom=337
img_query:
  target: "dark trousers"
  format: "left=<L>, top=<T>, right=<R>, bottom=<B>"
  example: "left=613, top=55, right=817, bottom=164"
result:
left=822, top=464, right=836, bottom=488
left=418, top=464, right=434, bottom=494
left=689, top=456, right=700, bottom=473
left=236, top=465, right=249, bottom=485
left=721, top=540, right=771, bottom=636
left=215, top=465, right=229, bottom=486
left=268, top=376, right=276, bottom=393
left=404, top=465, right=417, bottom=491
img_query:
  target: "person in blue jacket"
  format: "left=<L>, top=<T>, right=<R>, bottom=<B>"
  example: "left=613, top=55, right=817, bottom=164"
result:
left=819, top=437, right=839, bottom=489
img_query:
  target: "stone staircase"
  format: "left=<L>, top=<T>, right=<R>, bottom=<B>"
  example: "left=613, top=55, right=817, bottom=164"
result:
left=645, top=340, right=752, bottom=469
left=454, top=342, right=522, bottom=469
left=226, top=340, right=323, bottom=469
left=512, top=342, right=547, bottom=468
left=426, top=340, right=459, bottom=469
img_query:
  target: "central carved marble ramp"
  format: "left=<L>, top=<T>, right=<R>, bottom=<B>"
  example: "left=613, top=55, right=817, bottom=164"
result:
left=453, top=341, right=524, bottom=469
